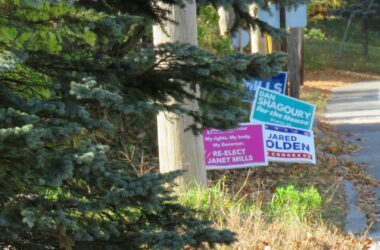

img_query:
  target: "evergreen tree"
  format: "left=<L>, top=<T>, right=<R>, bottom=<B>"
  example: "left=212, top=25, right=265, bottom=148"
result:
left=0, top=0, right=301, bottom=248
left=335, top=0, right=380, bottom=56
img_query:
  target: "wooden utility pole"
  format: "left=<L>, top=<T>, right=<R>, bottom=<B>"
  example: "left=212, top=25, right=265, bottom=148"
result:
left=152, top=1, right=207, bottom=187
left=288, top=27, right=303, bottom=98
left=279, top=6, right=287, bottom=52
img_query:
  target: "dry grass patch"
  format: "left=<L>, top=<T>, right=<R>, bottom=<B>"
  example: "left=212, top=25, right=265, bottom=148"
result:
left=179, top=181, right=374, bottom=250
left=219, top=212, right=373, bottom=249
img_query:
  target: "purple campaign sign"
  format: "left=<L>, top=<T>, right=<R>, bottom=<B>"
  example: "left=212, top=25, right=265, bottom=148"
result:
left=203, top=124, right=268, bottom=170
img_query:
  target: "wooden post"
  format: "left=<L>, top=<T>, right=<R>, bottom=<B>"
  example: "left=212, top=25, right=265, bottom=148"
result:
left=152, top=1, right=207, bottom=187
left=288, top=27, right=303, bottom=99
left=272, top=37, right=282, bottom=52
left=279, top=6, right=287, bottom=52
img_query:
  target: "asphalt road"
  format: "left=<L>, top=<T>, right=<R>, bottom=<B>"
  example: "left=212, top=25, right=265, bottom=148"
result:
left=325, top=81, right=380, bottom=238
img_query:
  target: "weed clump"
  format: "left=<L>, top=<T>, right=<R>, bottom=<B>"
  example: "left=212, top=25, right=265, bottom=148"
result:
left=268, top=185, right=322, bottom=222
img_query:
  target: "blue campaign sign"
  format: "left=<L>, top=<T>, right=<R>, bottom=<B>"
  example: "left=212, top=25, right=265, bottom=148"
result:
left=243, top=72, right=287, bottom=102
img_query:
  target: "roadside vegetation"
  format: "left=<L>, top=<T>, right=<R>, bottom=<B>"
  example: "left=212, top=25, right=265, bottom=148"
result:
left=305, top=39, right=380, bottom=73
left=305, top=18, right=380, bottom=73
left=173, top=5, right=380, bottom=249
left=2, top=1, right=380, bottom=249
left=177, top=179, right=374, bottom=249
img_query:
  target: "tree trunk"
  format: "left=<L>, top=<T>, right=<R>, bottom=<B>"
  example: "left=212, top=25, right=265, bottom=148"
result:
left=152, top=1, right=207, bottom=187
left=288, top=27, right=303, bottom=99
left=279, top=6, right=287, bottom=52
left=300, top=32, right=305, bottom=85
left=337, top=14, right=353, bottom=60
left=362, top=19, right=369, bottom=56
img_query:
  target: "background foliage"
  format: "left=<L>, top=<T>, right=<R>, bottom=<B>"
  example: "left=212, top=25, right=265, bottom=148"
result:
left=0, top=0, right=295, bottom=249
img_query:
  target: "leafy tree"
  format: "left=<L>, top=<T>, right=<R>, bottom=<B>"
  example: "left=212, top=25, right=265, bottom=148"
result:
left=0, top=0, right=302, bottom=249
left=198, top=5, right=234, bottom=56
left=308, top=0, right=347, bottom=22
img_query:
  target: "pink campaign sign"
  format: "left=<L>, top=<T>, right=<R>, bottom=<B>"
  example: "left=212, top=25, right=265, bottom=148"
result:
left=203, top=124, right=268, bottom=170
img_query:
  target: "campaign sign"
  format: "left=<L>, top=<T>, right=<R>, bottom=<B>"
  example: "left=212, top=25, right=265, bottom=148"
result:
left=258, top=3, right=280, bottom=28
left=251, top=87, right=316, bottom=130
left=203, top=124, right=267, bottom=170
left=264, top=124, right=316, bottom=164
left=243, top=72, right=287, bottom=101
left=285, top=4, right=307, bottom=28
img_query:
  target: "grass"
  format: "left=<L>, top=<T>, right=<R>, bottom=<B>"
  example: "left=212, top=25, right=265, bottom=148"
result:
left=304, top=39, right=380, bottom=74
left=305, top=18, right=380, bottom=74
left=178, top=182, right=374, bottom=249
left=300, top=85, right=330, bottom=116
left=309, top=18, right=380, bottom=46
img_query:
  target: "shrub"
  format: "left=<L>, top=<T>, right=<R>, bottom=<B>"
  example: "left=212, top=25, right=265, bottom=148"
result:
left=268, top=185, right=322, bottom=221
left=178, top=179, right=256, bottom=223
left=305, top=28, right=328, bottom=40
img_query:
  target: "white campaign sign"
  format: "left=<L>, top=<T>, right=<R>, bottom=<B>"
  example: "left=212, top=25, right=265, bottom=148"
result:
left=264, top=123, right=316, bottom=164
left=258, top=4, right=280, bottom=28
left=232, top=29, right=250, bottom=49
left=285, top=4, right=307, bottom=28
left=257, top=4, right=307, bottom=28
